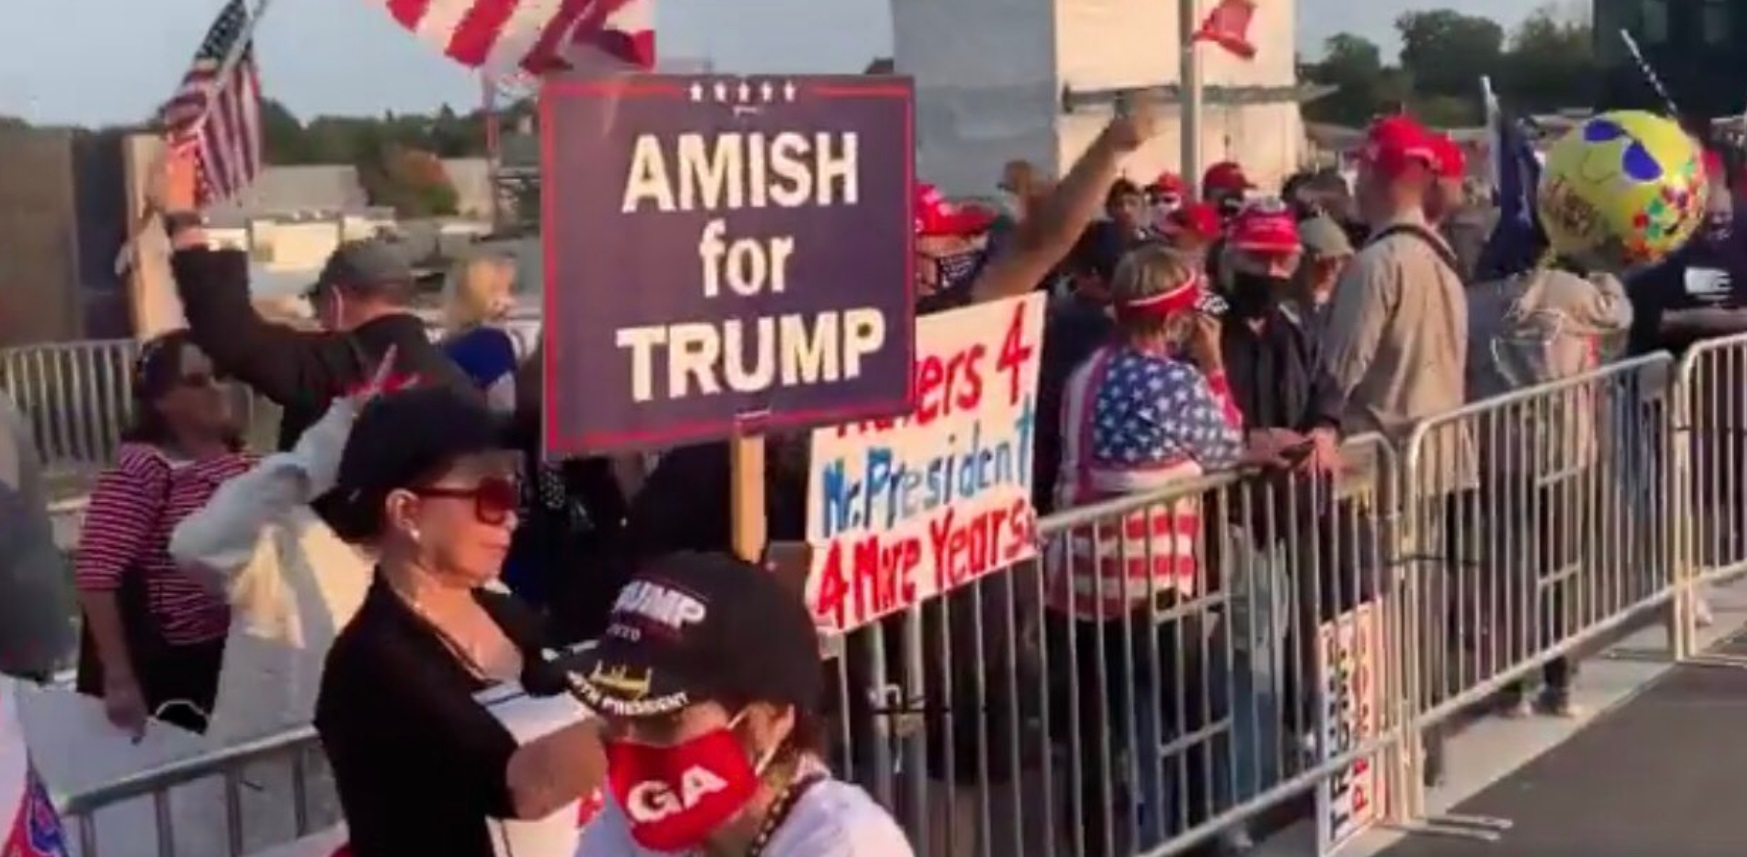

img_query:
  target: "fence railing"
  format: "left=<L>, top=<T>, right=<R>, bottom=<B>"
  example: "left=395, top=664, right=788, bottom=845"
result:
left=1, top=314, right=542, bottom=489
left=2, top=339, right=143, bottom=478
left=0, top=339, right=278, bottom=485
left=39, top=332, right=1747, bottom=857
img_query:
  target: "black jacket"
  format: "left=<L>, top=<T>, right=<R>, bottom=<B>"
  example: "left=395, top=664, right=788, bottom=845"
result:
left=1627, top=232, right=1747, bottom=359
left=1221, top=306, right=1342, bottom=434
left=171, top=248, right=478, bottom=450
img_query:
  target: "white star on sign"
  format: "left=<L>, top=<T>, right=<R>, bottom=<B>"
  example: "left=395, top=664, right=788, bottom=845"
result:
left=689, top=82, right=704, bottom=102
left=737, top=81, right=752, bottom=102
left=713, top=81, right=729, bottom=102
left=760, top=81, right=775, bottom=102
left=782, top=81, right=797, bottom=101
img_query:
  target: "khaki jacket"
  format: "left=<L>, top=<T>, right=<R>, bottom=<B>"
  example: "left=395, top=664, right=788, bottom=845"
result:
left=1323, top=210, right=1477, bottom=492
left=1466, top=268, right=1633, bottom=482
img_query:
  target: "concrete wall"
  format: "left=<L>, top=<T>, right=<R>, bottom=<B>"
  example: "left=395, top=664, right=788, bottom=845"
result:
left=892, top=0, right=1303, bottom=196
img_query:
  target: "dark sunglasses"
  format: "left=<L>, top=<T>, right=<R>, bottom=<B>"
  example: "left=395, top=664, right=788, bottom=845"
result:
left=411, top=475, right=520, bottom=526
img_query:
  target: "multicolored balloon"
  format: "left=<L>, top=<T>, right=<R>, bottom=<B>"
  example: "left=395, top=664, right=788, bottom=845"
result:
left=1536, top=110, right=1709, bottom=268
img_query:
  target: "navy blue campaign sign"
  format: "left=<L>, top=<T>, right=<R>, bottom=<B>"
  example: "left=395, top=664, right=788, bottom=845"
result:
left=540, top=74, right=917, bottom=455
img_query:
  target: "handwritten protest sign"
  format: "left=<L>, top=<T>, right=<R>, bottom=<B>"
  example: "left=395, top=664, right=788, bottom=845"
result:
left=1315, top=600, right=1386, bottom=856
left=541, top=75, right=916, bottom=454
left=804, top=295, right=1044, bottom=633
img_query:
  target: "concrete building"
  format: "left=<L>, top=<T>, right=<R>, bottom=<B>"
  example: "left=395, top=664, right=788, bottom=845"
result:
left=891, top=0, right=1317, bottom=196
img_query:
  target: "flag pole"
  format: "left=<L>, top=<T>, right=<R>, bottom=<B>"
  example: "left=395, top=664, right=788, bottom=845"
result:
left=482, top=73, right=502, bottom=232
left=1179, top=0, right=1204, bottom=199
left=1618, top=29, right=1680, bottom=117
left=115, top=0, right=279, bottom=279
left=1479, top=75, right=1500, bottom=194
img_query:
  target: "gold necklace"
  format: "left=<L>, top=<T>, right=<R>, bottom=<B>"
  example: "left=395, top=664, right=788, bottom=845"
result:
left=744, top=773, right=822, bottom=857
left=394, top=587, right=493, bottom=679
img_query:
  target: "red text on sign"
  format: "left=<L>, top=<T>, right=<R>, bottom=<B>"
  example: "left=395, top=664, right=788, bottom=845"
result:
left=811, top=498, right=1036, bottom=631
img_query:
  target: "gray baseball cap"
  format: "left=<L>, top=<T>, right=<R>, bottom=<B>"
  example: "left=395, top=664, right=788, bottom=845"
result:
left=1299, top=214, right=1354, bottom=259
left=307, top=239, right=414, bottom=297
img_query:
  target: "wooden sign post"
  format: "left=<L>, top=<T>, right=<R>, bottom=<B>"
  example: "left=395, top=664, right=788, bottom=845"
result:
left=728, top=429, right=767, bottom=562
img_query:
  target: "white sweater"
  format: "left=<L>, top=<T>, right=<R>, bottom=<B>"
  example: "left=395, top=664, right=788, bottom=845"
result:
left=170, top=400, right=372, bottom=743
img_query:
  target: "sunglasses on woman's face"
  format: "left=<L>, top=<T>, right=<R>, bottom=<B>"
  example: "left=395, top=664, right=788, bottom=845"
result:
left=412, top=475, right=521, bottom=526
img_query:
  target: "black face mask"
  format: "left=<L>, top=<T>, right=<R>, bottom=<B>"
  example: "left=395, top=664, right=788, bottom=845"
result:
left=1228, top=272, right=1290, bottom=319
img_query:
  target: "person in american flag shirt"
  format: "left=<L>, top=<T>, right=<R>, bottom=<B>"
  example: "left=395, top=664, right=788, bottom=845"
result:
left=1043, top=243, right=1278, bottom=852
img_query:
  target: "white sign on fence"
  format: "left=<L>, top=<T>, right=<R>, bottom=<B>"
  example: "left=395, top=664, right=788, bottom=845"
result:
left=804, top=294, right=1045, bottom=633
left=1314, top=599, right=1387, bottom=855
left=2, top=678, right=69, bottom=856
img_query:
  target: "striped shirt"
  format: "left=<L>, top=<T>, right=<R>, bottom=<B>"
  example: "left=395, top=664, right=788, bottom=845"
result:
left=1048, top=346, right=1242, bottom=619
left=74, top=444, right=253, bottom=645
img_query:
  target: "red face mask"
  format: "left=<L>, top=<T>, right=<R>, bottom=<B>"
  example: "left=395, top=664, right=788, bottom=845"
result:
left=604, top=728, right=760, bottom=852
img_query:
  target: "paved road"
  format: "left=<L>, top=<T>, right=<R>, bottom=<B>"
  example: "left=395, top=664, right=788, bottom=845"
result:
left=1375, top=637, right=1747, bottom=857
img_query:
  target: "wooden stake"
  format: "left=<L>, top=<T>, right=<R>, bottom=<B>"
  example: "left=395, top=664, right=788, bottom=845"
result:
left=728, top=429, right=768, bottom=563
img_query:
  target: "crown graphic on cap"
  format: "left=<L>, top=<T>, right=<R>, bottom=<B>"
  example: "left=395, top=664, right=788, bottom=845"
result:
left=588, top=663, right=653, bottom=700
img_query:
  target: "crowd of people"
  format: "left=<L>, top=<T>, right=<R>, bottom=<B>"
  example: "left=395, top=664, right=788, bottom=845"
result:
left=2, top=98, right=1746, bottom=857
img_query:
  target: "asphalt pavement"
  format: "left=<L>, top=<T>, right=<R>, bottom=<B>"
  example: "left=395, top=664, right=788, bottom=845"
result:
left=1372, top=637, right=1747, bottom=857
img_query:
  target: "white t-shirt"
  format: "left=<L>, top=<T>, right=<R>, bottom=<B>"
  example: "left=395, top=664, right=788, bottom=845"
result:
left=574, top=761, right=914, bottom=857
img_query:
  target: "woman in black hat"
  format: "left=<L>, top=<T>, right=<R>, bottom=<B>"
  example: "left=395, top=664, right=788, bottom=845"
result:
left=570, top=552, right=913, bottom=857
left=73, top=329, right=251, bottom=735
left=312, top=387, right=605, bottom=857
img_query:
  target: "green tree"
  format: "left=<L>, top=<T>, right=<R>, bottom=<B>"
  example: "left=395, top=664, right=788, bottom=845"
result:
left=258, top=98, right=308, bottom=164
left=358, top=145, right=459, bottom=217
left=1302, top=33, right=1411, bottom=125
left=1499, top=4, right=1595, bottom=112
left=1396, top=9, right=1506, bottom=123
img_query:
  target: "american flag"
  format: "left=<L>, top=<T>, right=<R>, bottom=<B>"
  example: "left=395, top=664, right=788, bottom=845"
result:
left=380, top=0, right=656, bottom=77
left=1048, top=347, right=1243, bottom=618
left=160, top=0, right=262, bottom=206
left=1192, top=0, right=1258, bottom=60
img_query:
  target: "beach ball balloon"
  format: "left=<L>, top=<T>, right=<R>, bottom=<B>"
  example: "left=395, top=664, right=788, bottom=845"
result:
left=1536, top=110, right=1708, bottom=268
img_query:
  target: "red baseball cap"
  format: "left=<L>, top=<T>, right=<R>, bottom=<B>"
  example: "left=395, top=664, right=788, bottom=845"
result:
left=1202, top=161, right=1255, bottom=194
left=1150, top=171, right=1186, bottom=195
left=915, top=183, right=995, bottom=237
left=1227, top=201, right=1300, bottom=253
left=1704, top=148, right=1726, bottom=183
left=1362, top=116, right=1439, bottom=177
left=1160, top=201, right=1221, bottom=239
left=1428, top=134, right=1466, bottom=180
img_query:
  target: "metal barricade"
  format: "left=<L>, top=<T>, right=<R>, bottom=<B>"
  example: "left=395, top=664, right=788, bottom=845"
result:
left=59, top=726, right=332, bottom=857
left=2, top=314, right=482, bottom=494
left=1, top=339, right=139, bottom=477
left=2, top=338, right=279, bottom=495
left=1670, top=330, right=1747, bottom=665
left=42, top=347, right=1747, bottom=857
left=825, top=435, right=1402, bottom=857
left=1392, top=354, right=1679, bottom=837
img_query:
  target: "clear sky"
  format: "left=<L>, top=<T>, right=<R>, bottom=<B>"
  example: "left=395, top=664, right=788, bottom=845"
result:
left=0, top=0, right=1538, bottom=126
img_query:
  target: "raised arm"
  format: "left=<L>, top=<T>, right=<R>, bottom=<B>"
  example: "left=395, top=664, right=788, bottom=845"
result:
left=971, top=105, right=1160, bottom=303
left=171, top=248, right=360, bottom=411
left=155, top=148, right=356, bottom=409
left=171, top=397, right=357, bottom=586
